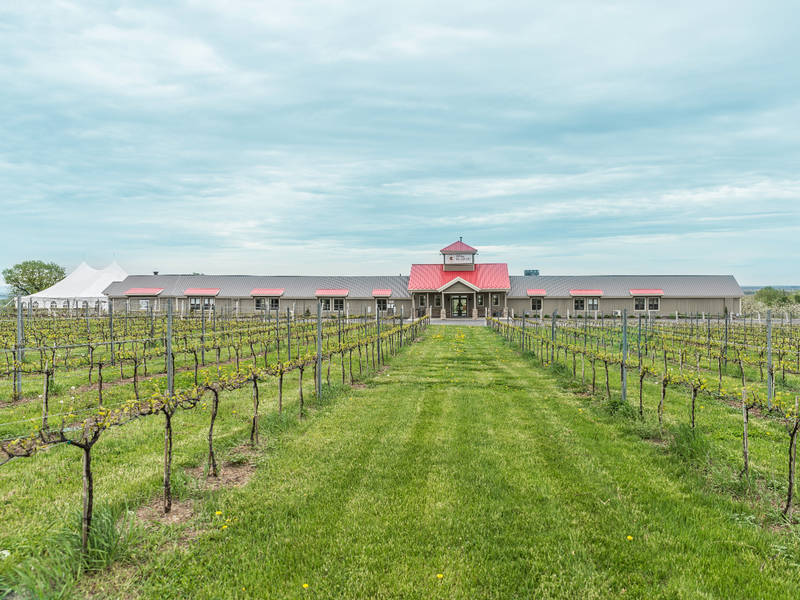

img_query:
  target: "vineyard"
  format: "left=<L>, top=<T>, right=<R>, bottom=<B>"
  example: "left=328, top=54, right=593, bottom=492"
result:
left=489, top=313, right=800, bottom=515
left=0, top=305, right=428, bottom=593
left=2, top=311, right=800, bottom=598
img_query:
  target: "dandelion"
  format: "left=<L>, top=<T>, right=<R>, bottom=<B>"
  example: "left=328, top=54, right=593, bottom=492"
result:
left=437, top=573, right=443, bottom=580
left=215, top=510, right=222, bottom=515
left=626, top=535, right=633, bottom=541
left=221, top=524, right=228, bottom=530
left=302, top=583, right=309, bottom=589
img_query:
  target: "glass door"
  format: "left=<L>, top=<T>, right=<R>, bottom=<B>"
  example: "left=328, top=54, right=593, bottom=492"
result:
left=450, top=295, right=468, bottom=317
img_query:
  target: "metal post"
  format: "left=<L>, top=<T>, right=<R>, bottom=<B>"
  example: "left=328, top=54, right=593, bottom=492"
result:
left=724, top=312, right=729, bottom=367
left=637, top=314, right=642, bottom=367
left=622, top=309, right=628, bottom=403
left=550, top=310, right=557, bottom=364
left=767, top=309, right=773, bottom=408
left=109, top=301, right=115, bottom=366
left=274, top=307, right=279, bottom=360
left=522, top=310, right=526, bottom=350
left=316, top=301, right=322, bottom=397
left=377, top=308, right=381, bottom=363
left=200, top=300, right=206, bottom=365
left=286, top=307, right=291, bottom=361
left=15, top=295, right=23, bottom=398
left=167, top=298, right=174, bottom=396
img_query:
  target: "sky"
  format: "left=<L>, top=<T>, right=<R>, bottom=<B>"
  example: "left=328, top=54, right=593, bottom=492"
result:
left=1, top=0, right=798, bottom=288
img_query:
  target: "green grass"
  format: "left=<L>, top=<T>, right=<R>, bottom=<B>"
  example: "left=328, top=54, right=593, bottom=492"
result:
left=3, top=325, right=800, bottom=598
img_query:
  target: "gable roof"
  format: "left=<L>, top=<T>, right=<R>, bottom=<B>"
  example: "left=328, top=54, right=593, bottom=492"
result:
left=508, top=275, right=742, bottom=298
left=105, top=274, right=411, bottom=300
left=440, top=240, right=477, bottom=254
left=408, top=263, right=510, bottom=291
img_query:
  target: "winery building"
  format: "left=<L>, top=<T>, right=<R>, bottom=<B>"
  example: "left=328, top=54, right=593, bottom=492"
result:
left=103, top=240, right=743, bottom=318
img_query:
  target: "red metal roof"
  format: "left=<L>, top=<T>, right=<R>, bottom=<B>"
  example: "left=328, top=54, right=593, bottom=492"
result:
left=526, top=289, right=546, bottom=296
left=250, top=288, right=285, bottom=296
left=124, top=287, right=164, bottom=296
left=629, top=289, right=664, bottom=295
left=372, top=289, right=392, bottom=297
left=408, top=263, right=510, bottom=291
left=569, top=289, right=604, bottom=296
left=184, top=288, right=220, bottom=296
left=440, top=240, right=478, bottom=254
left=315, top=289, right=349, bottom=297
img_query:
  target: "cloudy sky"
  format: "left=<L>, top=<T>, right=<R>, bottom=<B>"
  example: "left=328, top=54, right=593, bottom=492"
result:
left=1, top=1, right=798, bottom=286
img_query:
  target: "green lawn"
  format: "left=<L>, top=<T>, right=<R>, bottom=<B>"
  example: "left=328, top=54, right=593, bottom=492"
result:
left=57, top=325, right=797, bottom=599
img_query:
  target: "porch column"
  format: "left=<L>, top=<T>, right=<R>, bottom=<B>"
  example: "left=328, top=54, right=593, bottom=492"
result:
left=440, top=291, right=446, bottom=318
left=502, top=293, right=508, bottom=318
left=472, top=291, right=478, bottom=319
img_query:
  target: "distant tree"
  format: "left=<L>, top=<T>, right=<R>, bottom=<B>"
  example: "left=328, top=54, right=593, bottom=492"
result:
left=2, top=260, right=66, bottom=296
left=754, top=286, right=790, bottom=306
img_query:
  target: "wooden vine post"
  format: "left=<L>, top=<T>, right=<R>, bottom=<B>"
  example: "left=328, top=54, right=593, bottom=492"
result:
left=740, top=389, right=750, bottom=481
left=163, top=298, right=176, bottom=512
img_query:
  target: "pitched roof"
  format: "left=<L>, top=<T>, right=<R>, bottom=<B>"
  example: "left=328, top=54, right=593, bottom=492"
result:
left=124, top=287, right=164, bottom=296
left=440, top=240, right=477, bottom=254
left=104, top=275, right=411, bottom=299
left=508, top=275, right=742, bottom=298
left=408, top=263, right=510, bottom=291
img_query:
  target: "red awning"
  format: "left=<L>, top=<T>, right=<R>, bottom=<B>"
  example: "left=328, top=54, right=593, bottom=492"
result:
left=250, top=288, right=285, bottom=297
left=629, top=289, right=664, bottom=295
left=408, top=263, right=510, bottom=291
left=569, top=289, right=604, bottom=296
left=124, top=287, right=164, bottom=296
left=315, top=289, right=349, bottom=297
left=440, top=240, right=478, bottom=254
left=526, top=289, right=546, bottom=296
left=184, top=288, right=220, bottom=296
left=372, top=289, right=392, bottom=297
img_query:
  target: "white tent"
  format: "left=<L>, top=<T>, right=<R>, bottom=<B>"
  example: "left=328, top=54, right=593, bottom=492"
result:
left=20, top=262, right=128, bottom=312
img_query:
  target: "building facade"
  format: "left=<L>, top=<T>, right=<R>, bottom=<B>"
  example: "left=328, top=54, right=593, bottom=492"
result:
left=103, top=240, right=743, bottom=318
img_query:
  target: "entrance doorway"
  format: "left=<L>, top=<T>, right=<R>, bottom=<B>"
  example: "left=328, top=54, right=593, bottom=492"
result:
left=450, top=295, right=468, bottom=317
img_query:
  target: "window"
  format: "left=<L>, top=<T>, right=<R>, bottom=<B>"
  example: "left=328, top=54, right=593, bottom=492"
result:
left=376, top=298, right=388, bottom=311
left=434, top=295, right=441, bottom=307
left=32, top=301, right=39, bottom=309
left=477, top=295, right=484, bottom=307
left=190, top=297, right=213, bottom=312
left=81, top=301, right=88, bottom=309
left=63, top=301, right=69, bottom=308
left=255, top=298, right=267, bottom=310
left=492, top=294, right=500, bottom=306
left=573, top=298, right=585, bottom=311
left=270, top=297, right=279, bottom=310
left=634, top=297, right=646, bottom=311
left=320, top=298, right=331, bottom=311
left=417, top=295, right=426, bottom=307
left=333, top=298, right=344, bottom=311
left=648, top=296, right=660, bottom=311
left=587, top=297, right=599, bottom=311
left=139, top=299, right=149, bottom=310
left=531, top=298, right=542, bottom=311
left=50, top=301, right=57, bottom=309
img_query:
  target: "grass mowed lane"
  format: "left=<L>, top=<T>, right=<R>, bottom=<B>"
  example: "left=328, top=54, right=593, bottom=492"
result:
left=133, top=326, right=796, bottom=599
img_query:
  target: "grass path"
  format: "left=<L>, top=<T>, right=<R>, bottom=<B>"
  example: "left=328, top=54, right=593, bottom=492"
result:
left=101, top=325, right=800, bottom=599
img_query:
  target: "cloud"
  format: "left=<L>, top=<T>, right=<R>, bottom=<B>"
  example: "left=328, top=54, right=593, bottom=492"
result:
left=0, top=1, right=798, bottom=285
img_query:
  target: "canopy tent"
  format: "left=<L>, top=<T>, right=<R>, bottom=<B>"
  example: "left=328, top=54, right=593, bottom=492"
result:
left=20, top=262, right=128, bottom=312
